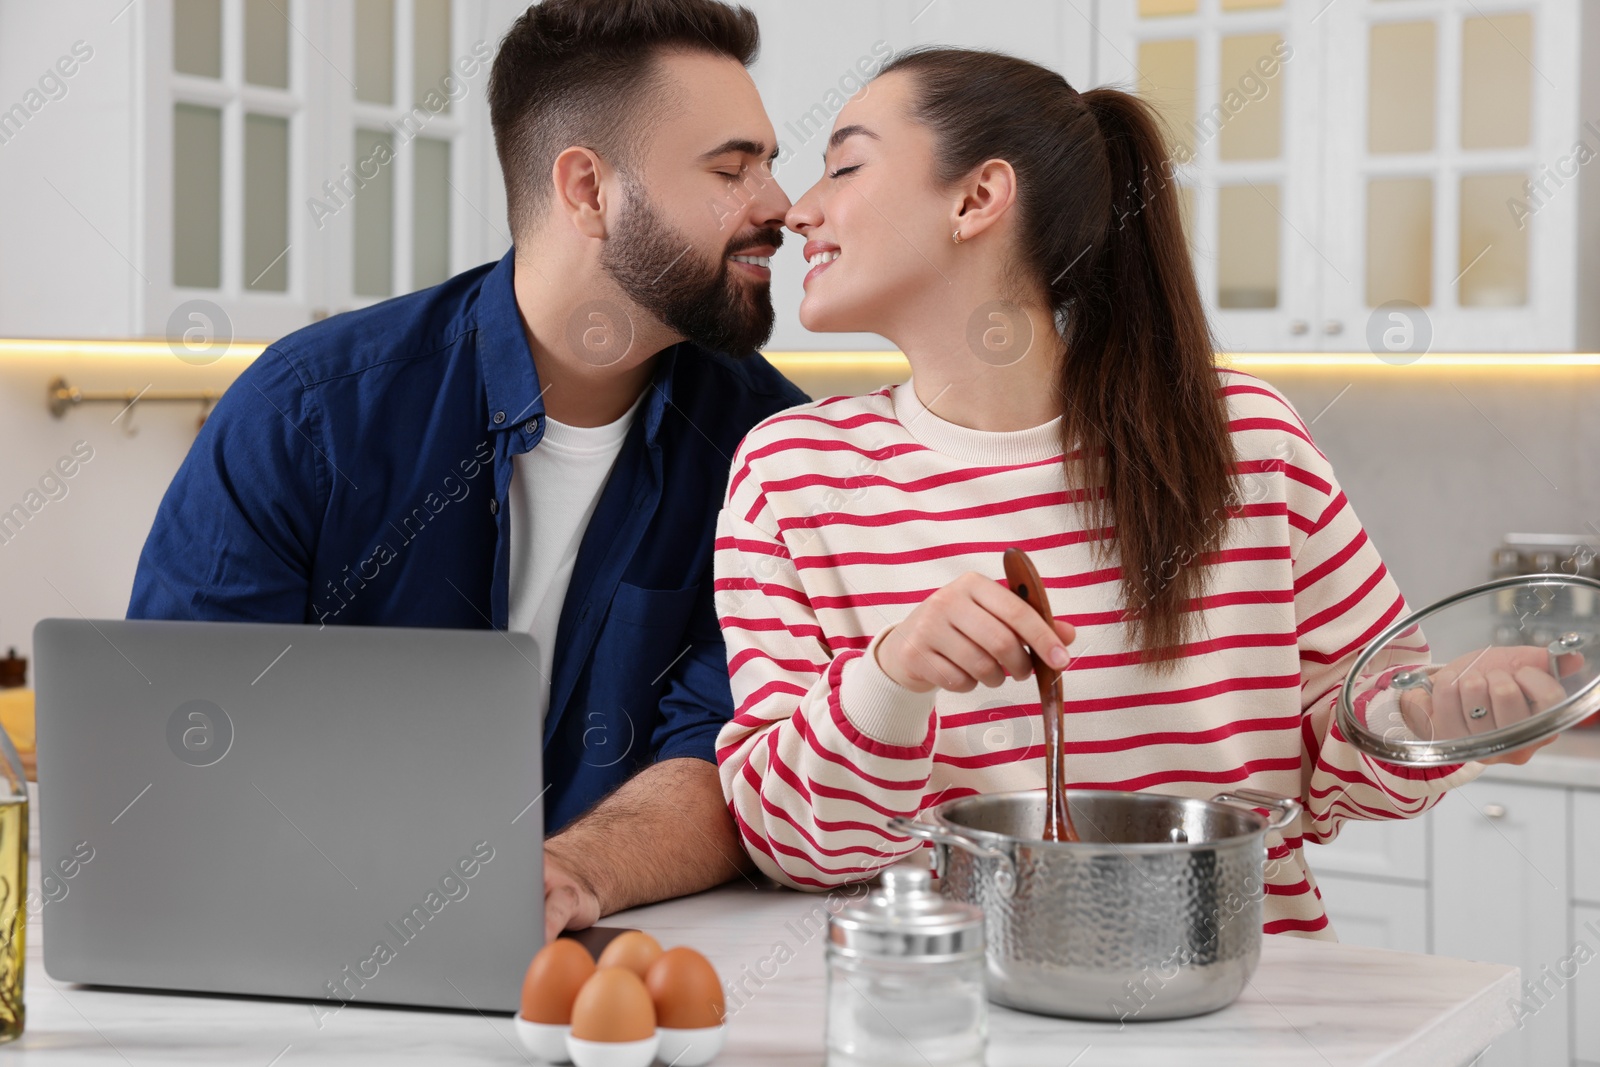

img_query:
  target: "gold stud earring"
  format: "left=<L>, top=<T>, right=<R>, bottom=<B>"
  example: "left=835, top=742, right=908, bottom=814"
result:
left=952, top=230, right=965, bottom=245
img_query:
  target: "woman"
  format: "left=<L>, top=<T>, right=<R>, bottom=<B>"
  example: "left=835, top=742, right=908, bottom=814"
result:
left=713, top=48, right=1558, bottom=937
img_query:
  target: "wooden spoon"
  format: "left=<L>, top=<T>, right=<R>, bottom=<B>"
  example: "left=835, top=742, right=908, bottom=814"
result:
left=1002, top=548, right=1080, bottom=843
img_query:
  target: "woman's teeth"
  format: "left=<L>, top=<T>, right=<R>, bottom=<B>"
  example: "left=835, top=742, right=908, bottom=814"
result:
left=806, top=250, right=841, bottom=268
left=731, top=254, right=771, bottom=268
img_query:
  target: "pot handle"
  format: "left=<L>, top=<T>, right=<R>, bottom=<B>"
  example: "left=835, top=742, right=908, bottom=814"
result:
left=888, top=814, right=1017, bottom=899
left=1211, top=789, right=1302, bottom=835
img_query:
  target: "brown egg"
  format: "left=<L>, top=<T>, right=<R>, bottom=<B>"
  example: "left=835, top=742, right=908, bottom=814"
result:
left=570, top=966, right=657, bottom=1042
left=520, top=939, right=596, bottom=1024
left=645, top=947, right=726, bottom=1029
left=596, top=930, right=663, bottom=978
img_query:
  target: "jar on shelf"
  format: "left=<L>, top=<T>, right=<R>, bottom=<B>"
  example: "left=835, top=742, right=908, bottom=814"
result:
left=1491, top=548, right=1525, bottom=616
left=825, top=861, right=986, bottom=1067
left=1572, top=550, right=1598, bottom=620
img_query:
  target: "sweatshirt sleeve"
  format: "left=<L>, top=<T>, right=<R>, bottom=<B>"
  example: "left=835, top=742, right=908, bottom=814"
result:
left=1274, top=400, right=1482, bottom=844
left=712, top=462, right=937, bottom=890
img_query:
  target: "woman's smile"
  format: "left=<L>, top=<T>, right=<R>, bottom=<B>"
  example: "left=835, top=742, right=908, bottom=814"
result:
left=802, top=240, right=841, bottom=287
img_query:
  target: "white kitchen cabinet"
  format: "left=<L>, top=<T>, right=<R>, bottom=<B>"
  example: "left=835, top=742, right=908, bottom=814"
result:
left=1094, top=0, right=1600, bottom=354
left=1432, top=781, right=1570, bottom=1067
left=0, top=0, right=510, bottom=342
left=1573, top=905, right=1600, bottom=1065
left=1574, top=791, right=1600, bottom=905
left=1314, top=871, right=1430, bottom=954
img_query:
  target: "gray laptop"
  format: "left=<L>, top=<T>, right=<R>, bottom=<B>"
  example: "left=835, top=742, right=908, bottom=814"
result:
left=33, top=618, right=545, bottom=1013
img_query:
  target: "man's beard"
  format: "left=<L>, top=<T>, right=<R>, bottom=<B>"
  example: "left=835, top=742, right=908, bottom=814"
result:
left=600, top=183, right=779, bottom=357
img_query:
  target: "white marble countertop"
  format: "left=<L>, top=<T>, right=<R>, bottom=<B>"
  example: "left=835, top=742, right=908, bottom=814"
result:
left=8, top=813, right=1520, bottom=1067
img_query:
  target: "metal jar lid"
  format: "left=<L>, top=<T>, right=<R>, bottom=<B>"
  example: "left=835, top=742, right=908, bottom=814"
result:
left=827, top=861, right=985, bottom=961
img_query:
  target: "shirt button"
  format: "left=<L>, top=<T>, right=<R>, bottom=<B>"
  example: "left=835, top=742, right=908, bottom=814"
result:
left=524, top=418, right=540, bottom=434
left=489, top=499, right=500, bottom=515
left=493, top=411, right=506, bottom=425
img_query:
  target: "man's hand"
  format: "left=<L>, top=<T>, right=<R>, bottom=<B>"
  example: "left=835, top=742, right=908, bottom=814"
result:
left=542, top=844, right=603, bottom=942
left=537, top=758, right=753, bottom=940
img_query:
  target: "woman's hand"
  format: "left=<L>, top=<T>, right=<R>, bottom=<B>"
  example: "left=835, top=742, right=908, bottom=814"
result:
left=876, top=572, right=1076, bottom=694
left=1396, top=646, right=1585, bottom=766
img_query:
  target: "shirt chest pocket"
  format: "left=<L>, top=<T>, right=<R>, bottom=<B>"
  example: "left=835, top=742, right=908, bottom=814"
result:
left=602, top=581, right=703, bottom=676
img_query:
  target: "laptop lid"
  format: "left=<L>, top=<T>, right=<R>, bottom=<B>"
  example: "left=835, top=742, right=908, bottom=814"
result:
left=33, top=618, right=544, bottom=1014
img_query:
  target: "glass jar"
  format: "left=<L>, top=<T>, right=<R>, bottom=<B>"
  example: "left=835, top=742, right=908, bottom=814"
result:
left=825, top=861, right=986, bottom=1067
left=1490, top=547, right=1524, bottom=615
left=1573, top=550, right=1598, bottom=619
left=0, top=715, right=25, bottom=1043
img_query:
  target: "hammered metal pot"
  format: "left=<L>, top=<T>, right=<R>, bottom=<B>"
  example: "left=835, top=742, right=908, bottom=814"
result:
left=889, top=788, right=1299, bottom=1021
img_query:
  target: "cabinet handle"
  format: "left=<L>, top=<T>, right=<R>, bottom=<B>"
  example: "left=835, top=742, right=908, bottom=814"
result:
left=1323, top=320, right=1344, bottom=336
left=1289, top=320, right=1310, bottom=336
left=1481, top=803, right=1508, bottom=820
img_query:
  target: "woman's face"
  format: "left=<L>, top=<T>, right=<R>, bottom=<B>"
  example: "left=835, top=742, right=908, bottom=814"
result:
left=785, top=72, right=957, bottom=336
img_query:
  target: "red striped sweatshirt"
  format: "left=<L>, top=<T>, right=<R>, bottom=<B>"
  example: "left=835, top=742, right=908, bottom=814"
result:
left=712, top=370, right=1480, bottom=938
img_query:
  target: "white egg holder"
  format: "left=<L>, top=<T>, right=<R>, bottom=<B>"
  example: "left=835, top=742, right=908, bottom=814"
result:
left=514, top=1017, right=728, bottom=1067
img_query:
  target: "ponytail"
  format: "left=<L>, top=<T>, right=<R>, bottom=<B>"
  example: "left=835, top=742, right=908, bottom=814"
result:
left=1066, top=88, right=1235, bottom=664
left=879, top=51, right=1236, bottom=666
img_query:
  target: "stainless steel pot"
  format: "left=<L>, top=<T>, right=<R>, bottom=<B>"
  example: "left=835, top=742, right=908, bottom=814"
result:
left=889, top=787, right=1300, bottom=1021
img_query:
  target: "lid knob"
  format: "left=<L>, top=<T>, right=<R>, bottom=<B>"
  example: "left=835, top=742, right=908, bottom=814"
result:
left=880, top=862, right=932, bottom=899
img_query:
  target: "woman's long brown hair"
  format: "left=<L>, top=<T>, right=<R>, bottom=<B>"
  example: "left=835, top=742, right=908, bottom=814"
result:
left=881, top=49, right=1237, bottom=666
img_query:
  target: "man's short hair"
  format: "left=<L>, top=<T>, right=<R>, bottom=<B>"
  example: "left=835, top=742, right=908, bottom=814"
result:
left=488, top=0, right=760, bottom=236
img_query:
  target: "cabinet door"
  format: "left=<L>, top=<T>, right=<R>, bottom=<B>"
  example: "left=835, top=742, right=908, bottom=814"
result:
left=1305, top=808, right=1430, bottom=882
left=1094, top=0, right=1322, bottom=354
left=1315, top=872, right=1429, bottom=954
left=318, top=0, right=496, bottom=317
left=1574, top=905, right=1600, bottom=1064
left=1575, top=791, right=1600, bottom=906
left=142, top=0, right=325, bottom=340
left=1316, top=0, right=1584, bottom=354
left=140, top=0, right=500, bottom=341
left=1432, top=781, right=1569, bottom=1067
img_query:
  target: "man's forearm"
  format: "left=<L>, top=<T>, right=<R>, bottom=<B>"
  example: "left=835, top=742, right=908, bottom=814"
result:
left=546, top=757, right=754, bottom=917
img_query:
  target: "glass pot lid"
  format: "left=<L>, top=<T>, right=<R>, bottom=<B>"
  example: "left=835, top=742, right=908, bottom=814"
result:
left=1335, top=573, right=1600, bottom=766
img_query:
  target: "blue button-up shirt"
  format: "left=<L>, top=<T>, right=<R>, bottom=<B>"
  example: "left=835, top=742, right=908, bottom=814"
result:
left=129, top=250, right=808, bottom=831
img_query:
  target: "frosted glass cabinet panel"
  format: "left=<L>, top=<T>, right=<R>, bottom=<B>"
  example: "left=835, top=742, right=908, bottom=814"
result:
left=1138, top=38, right=1198, bottom=161
left=243, top=0, right=290, bottom=89
left=1098, top=0, right=1596, bottom=353
left=172, top=103, right=223, bottom=289
left=173, top=0, right=222, bottom=78
left=243, top=114, right=291, bottom=292
left=355, top=0, right=397, bottom=105
left=1217, top=183, right=1280, bottom=309
left=353, top=129, right=397, bottom=298
left=1367, top=177, right=1433, bottom=308
left=413, top=137, right=452, bottom=291
left=1460, top=13, right=1533, bottom=151
left=1367, top=20, right=1435, bottom=154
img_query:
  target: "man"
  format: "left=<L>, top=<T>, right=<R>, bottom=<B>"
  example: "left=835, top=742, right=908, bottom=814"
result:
left=129, top=0, right=804, bottom=939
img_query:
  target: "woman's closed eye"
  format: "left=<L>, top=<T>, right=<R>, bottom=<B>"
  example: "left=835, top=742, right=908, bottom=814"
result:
left=828, top=164, right=862, bottom=180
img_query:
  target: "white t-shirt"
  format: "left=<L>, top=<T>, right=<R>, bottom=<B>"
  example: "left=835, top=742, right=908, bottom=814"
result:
left=508, top=394, right=644, bottom=697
